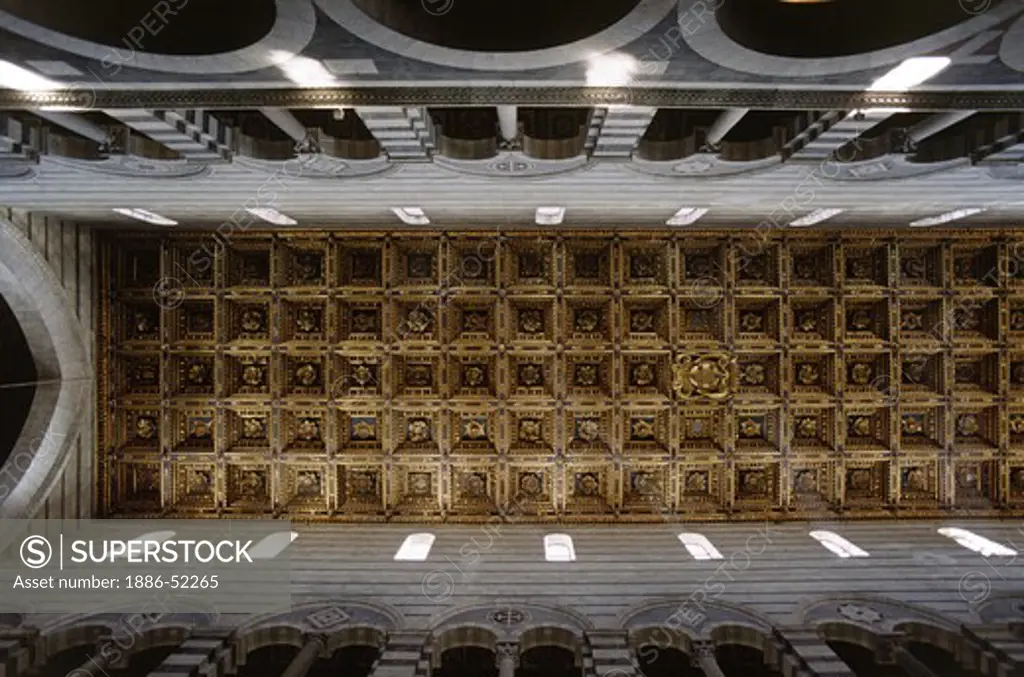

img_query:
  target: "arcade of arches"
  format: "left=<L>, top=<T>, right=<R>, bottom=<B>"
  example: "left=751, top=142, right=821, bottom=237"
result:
left=2, top=598, right=1023, bottom=677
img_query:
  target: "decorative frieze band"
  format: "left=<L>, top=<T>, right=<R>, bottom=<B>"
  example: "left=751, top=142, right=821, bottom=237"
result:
left=5, top=88, right=1024, bottom=112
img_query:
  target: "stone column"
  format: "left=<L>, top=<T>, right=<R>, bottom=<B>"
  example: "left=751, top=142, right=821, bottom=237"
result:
left=691, top=641, right=728, bottom=677
left=368, top=631, right=431, bottom=677
left=0, top=639, right=24, bottom=677
left=495, top=642, right=519, bottom=677
left=872, top=635, right=937, bottom=675
left=585, top=630, right=637, bottom=677
left=705, top=108, right=749, bottom=146
left=497, top=106, right=518, bottom=143
left=0, top=628, right=35, bottom=677
left=774, top=627, right=856, bottom=677
left=281, top=635, right=326, bottom=677
left=144, top=627, right=235, bottom=677
left=67, top=654, right=115, bottom=677
left=886, top=641, right=940, bottom=677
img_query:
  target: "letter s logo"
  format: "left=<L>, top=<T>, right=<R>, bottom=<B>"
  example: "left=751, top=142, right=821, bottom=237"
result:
left=20, top=536, right=52, bottom=569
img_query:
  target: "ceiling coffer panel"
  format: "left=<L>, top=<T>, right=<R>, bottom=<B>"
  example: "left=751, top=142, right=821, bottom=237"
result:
left=98, top=228, right=1024, bottom=523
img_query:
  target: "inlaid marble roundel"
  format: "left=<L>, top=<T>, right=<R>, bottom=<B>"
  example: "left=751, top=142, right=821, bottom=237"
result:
left=488, top=608, right=529, bottom=627
left=837, top=603, right=883, bottom=625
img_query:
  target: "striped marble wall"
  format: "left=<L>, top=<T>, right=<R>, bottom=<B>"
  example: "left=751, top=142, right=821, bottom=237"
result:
left=283, top=521, right=1024, bottom=629
left=3, top=521, right=1024, bottom=677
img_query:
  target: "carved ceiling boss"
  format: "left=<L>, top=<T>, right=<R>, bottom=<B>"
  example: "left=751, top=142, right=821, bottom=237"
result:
left=672, top=353, right=737, bottom=401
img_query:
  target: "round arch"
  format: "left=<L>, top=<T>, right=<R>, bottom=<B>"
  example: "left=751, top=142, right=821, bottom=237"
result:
left=313, top=0, right=675, bottom=71
left=677, top=0, right=1023, bottom=78
left=621, top=600, right=780, bottom=677
left=234, top=600, right=402, bottom=662
left=709, top=622, right=776, bottom=656
left=0, top=0, right=316, bottom=75
left=815, top=620, right=984, bottom=677
left=37, top=619, right=194, bottom=668
left=429, top=601, right=593, bottom=636
left=629, top=625, right=697, bottom=654
left=796, top=594, right=961, bottom=634
left=0, top=217, right=90, bottom=537
left=429, top=602, right=592, bottom=667
left=796, top=594, right=984, bottom=673
left=618, top=598, right=776, bottom=639
left=814, top=621, right=880, bottom=653
left=892, top=621, right=981, bottom=671
left=234, top=625, right=387, bottom=667
left=432, top=624, right=501, bottom=666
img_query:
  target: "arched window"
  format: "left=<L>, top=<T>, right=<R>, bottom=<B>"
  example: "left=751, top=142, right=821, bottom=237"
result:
left=809, top=531, right=869, bottom=558
left=544, top=534, right=576, bottom=562
left=395, top=533, right=435, bottom=561
left=248, top=531, right=299, bottom=559
left=678, top=533, right=723, bottom=561
left=938, top=528, right=1016, bottom=557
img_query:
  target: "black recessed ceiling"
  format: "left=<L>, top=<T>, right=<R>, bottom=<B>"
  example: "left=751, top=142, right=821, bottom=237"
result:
left=292, top=109, right=376, bottom=140
left=0, top=294, right=36, bottom=472
left=351, top=0, right=640, bottom=52
left=643, top=109, right=722, bottom=141
left=0, top=0, right=276, bottom=55
left=430, top=108, right=499, bottom=140
left=717, top=0, right=1004, bottom=58
left=724, top=110, right=801, bottom=143
left=520, top=108, right=590, bottom=140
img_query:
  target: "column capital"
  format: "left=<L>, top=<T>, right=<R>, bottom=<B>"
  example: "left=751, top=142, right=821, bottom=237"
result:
left=889, top=642, right=943, bottom=677
left=301, top=633, right=330, bottom=652
left=691, top=641, right=728, bottom=677
left=496, top=641, right=521, bottom=668
left=282, top=634, right=328, bottom=677
left=94, top=635, right=129, bottom=669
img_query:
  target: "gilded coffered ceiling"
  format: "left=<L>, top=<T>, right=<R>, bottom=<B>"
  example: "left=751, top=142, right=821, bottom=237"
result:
left=98, top=229, right=1024, bottom=522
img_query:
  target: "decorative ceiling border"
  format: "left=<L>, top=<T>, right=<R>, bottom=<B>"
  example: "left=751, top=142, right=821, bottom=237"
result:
left=5, top=87, right=1024, bottom=110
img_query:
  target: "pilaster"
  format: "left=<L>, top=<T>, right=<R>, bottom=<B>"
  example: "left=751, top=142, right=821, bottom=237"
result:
left=584, top=630, right=636, bottom=677
left=144, top=627, right=235, bottom=677
left=774, top=627, right=855, bottom=677
left=368, top=631, right=431, bottom=677
left=0, top=630, right=35, bottom=677
left=962, top=625, right=1024, bottom=677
